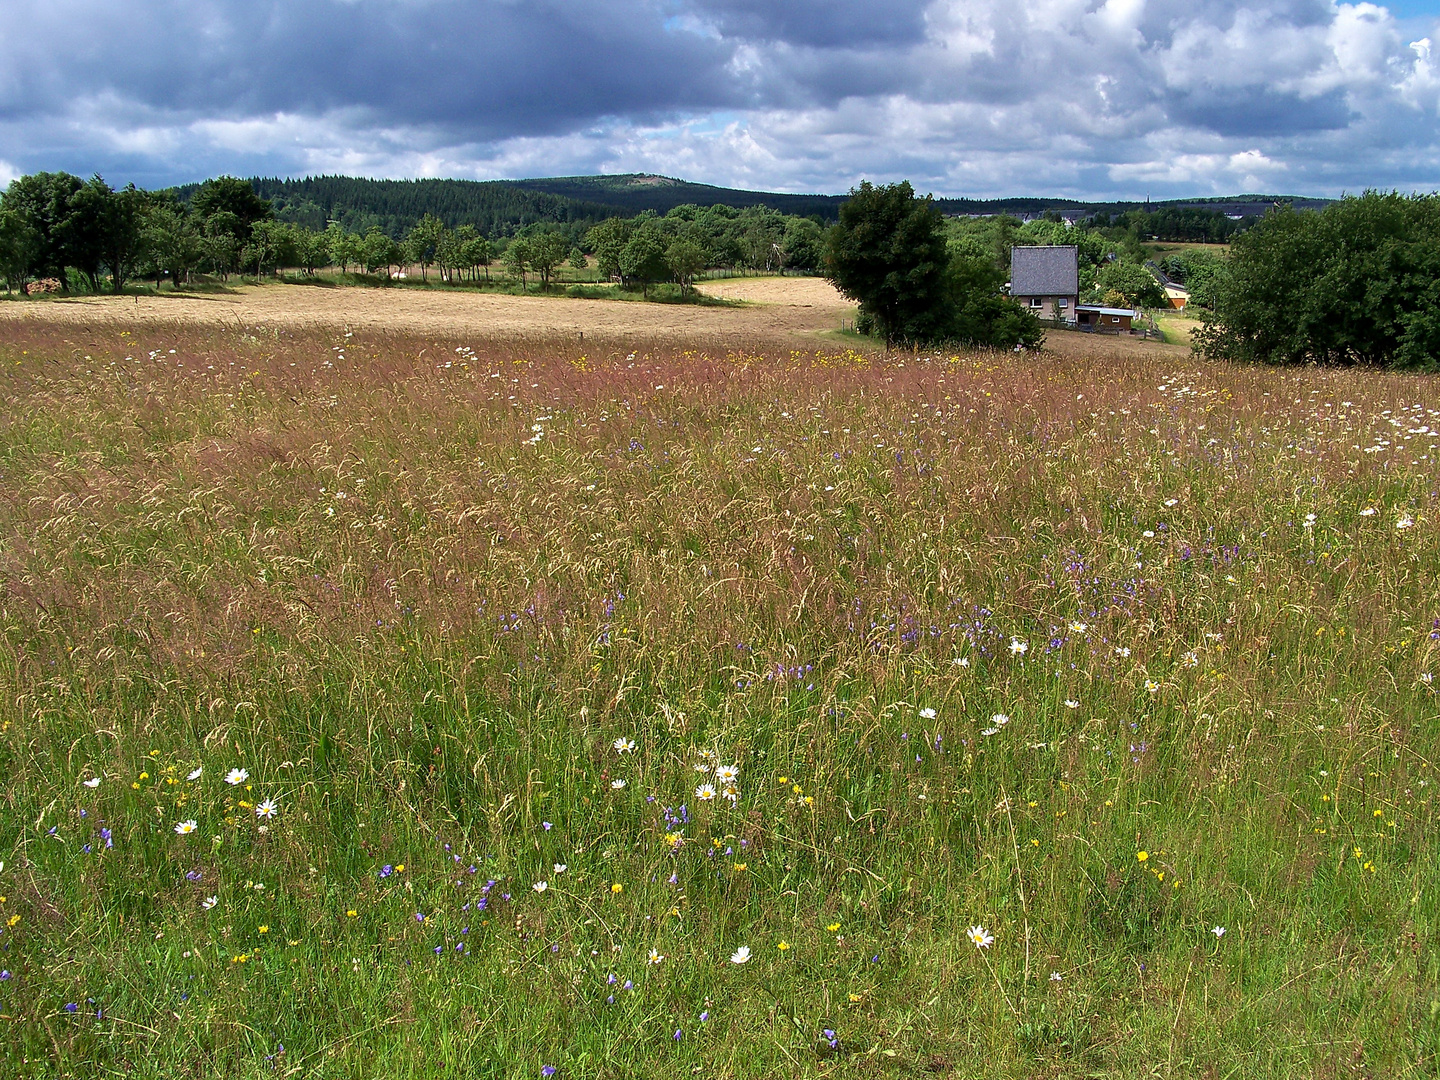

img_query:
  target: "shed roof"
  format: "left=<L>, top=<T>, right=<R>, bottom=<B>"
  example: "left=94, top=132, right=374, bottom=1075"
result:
left=1075, top=305, right=1138, bottom=317
left=1010, top=245, right=1078, bottom=296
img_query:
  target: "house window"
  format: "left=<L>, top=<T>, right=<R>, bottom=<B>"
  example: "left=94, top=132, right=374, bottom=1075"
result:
left=1056, top=298, right=1068, bottom=309
left=1028, top=298, right=1042, bottom=308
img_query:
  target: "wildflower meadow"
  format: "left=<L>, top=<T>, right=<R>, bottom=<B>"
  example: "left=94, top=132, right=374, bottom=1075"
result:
left=0, top=322, right=1436, bottom=1077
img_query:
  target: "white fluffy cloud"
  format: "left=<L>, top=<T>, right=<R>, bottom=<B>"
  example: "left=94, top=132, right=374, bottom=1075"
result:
left=1, top=0, right=1438, bottom=197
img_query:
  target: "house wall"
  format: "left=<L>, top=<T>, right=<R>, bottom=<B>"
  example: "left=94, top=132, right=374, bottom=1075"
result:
left=1018, top=295, right=1077, bottom=322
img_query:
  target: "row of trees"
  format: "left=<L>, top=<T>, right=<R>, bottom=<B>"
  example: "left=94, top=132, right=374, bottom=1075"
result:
left=0, top=172, right=830, bottom=295
left=1086, top=206, right=1254, bottom=244
left=0, top=173, right=283, bottom=293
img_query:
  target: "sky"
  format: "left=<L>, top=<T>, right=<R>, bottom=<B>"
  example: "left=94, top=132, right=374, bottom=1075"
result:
left=3, top=0, right=1440, bottom=200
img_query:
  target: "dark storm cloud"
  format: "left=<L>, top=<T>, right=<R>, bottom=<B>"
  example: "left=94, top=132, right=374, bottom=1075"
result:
left=0, top=0, right=739, bottom=140
left=685, top=0, right=933, bottom=48
left=1166, top=86, right=1355, bottom=137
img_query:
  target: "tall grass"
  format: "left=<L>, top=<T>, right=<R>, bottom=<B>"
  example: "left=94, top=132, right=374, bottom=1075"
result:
left=0, top=322, right=1436, bottom=1078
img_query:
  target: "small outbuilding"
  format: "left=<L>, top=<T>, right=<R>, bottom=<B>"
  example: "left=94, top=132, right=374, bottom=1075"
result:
left=1009, top=245, right=1078, bottom=323
left=1075, top=305, right=1138, bottom=331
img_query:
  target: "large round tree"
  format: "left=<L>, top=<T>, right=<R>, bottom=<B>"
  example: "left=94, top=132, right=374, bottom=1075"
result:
left=822, top=180, right=954, bottom=347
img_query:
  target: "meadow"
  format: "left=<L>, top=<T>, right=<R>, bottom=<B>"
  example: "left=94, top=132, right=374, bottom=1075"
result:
left=0, top=319, right=1436, bottom=1078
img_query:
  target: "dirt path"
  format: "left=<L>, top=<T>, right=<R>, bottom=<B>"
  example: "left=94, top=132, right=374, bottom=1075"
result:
left=0, top=277, right=855, bottom=346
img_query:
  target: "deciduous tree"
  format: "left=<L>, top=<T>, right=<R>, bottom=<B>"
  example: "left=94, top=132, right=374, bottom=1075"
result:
left=822, top=180, right=953, bottom=346
left=525, top=229, right=568, bottom=291
left=665, top=239, right=705, bottom=296
left=620, top=224, right=668, bottom=297
left=0, top=205, right=40, bottom=293
left=142, top=198, right=203, bottom=289
left=585, top=217, right=631, bottom=282
left=504, top=236, right=532, bottom=291
left=3, top=172, right=84, bottom=290
left=192, top=177, right=272, bottom=244
left=1195, top=192, right=1440, bottom=369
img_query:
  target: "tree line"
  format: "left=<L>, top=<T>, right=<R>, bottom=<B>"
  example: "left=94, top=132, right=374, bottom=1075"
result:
left=240, top=175, right=619, bottom=238
left=189, top=173, right=1284, bottom=243
left=0, top=173, right=830, bottom=295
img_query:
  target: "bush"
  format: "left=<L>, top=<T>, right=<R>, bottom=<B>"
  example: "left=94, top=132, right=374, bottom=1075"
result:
left=1195, top=191, right=1440, bottom=369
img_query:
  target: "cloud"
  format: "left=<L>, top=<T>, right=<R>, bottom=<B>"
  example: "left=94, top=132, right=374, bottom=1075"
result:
left=1, top=0, right=1438, bottom=197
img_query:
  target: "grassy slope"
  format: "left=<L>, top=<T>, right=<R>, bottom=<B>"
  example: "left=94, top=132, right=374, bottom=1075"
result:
left=0, top=325, right=1436, bottom=1078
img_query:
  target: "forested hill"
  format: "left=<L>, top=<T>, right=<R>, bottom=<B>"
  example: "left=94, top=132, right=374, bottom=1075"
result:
left=184, top=177, right=621, bottom=238
left=168, top=173, right=1330, bottom=239
left=508, top=175, right=849, bottom=220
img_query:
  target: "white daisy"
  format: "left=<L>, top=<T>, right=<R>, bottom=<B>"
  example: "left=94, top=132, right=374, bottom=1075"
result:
left=201, top=896, right=218, bottom=910
left=729, top=945, right=751, bottom=964
left=1008, top=639, right=1028, bottom=656
left=695, top=783, right=716, bottom=802
left=83, top=777, right=101, bottom=788
left=918, top=707, right=936, bottom=719
left=255, top=798, right=278, bottom=819
left=187, top=767, right=203, bottom=781
left=967, top=925, right=994, bottom=949
left=224, top=768, right=248, bottom=786
left=533, top=881, right=548, bottom=893
left=613, top=738, right=636, bottom=754
left=174, top=819, right=198, bottom=835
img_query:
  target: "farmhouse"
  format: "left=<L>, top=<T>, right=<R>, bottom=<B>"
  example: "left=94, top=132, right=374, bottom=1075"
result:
left=1009, top=245, right=1078, bottom=323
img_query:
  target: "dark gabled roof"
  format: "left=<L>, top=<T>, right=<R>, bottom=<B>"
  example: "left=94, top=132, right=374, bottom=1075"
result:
left=1011, top=245, right=1078, bottom=296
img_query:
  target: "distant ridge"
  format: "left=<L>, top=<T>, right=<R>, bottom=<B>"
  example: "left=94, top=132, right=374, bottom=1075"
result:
left=507, top=174, right=849, bottom=219
left=168, top=172, right=1331, bottom=238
